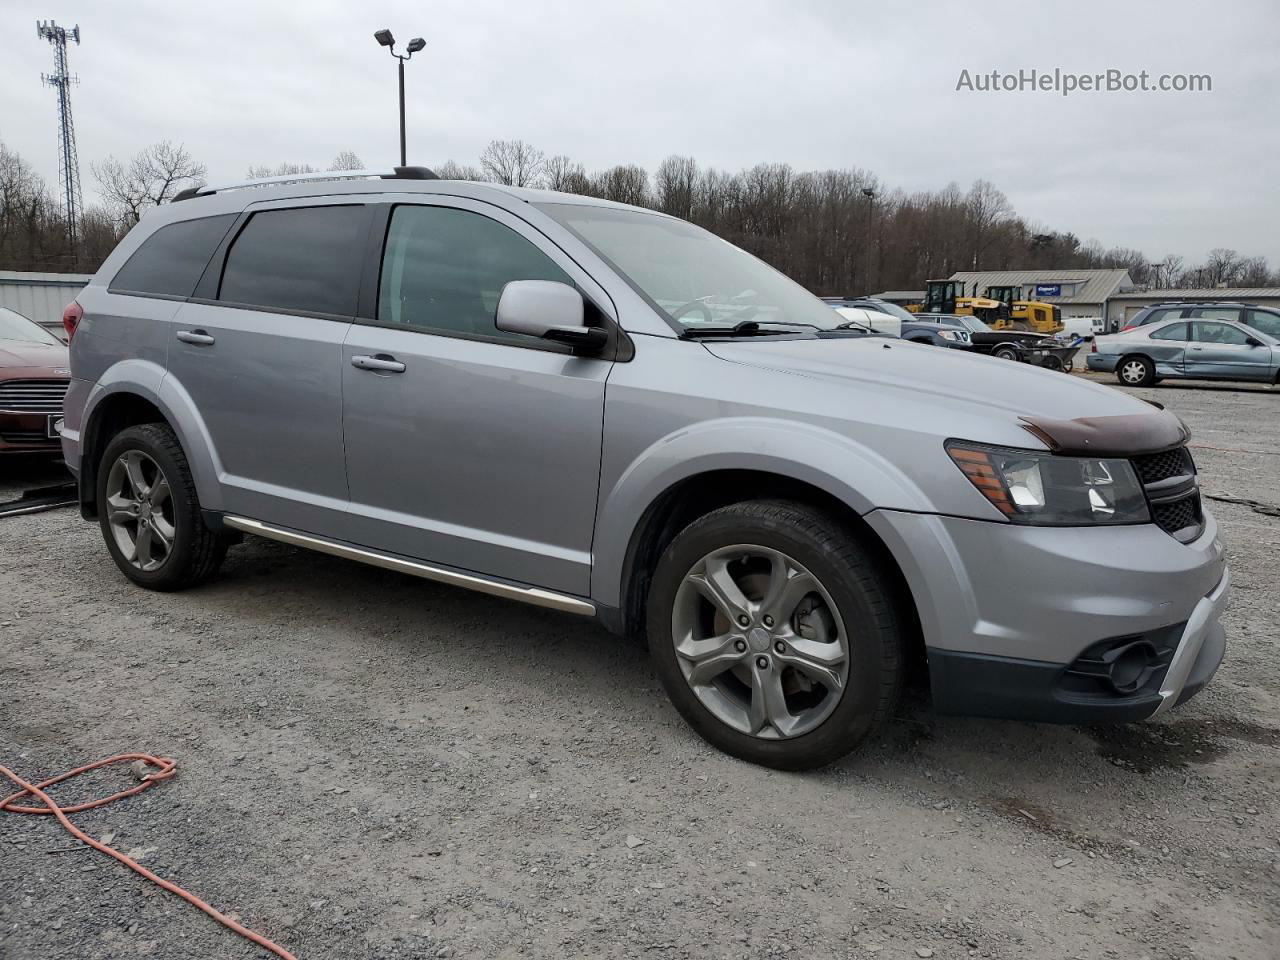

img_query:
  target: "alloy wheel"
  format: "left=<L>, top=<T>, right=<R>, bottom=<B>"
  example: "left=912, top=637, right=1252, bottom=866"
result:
left=104, top=450, right=176, bottom=572
left=671, top=545, right=849, bottom=739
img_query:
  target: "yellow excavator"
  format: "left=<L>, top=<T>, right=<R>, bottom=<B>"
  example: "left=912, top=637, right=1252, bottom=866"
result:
left=913, top=280, right=1008, bottom=325
left=984, top=284, right=1063, bottom=334
left=907, top=280, right=1064, bottom=334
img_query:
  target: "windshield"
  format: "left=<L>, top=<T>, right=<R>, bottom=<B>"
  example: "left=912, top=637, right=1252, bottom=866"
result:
left=953, top=316, right=991, bottom=333
left=537, top=203, right=841, bottom=333
left=0, top=306, right=61, bottom=345
left=860, top=300, right=915, bottom=322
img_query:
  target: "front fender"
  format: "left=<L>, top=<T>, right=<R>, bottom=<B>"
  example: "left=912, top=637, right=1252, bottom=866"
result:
left=78, top=360, right=225, bottom=512
left=591, top=416, right=932, bottom=607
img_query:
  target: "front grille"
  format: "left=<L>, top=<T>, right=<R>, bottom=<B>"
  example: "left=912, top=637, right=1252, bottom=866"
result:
left=1131, top=446, right=1203, bottom=542
left=1132, top=446, right=1193, bottom=485
left=1153, top=496, right=1201, bottom=535
left=0, top=379, right=69, bottom=413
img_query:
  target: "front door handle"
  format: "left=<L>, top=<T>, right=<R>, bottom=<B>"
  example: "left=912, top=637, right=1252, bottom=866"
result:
left=351, top=354, right=407, bottom=373
left=176, top=329, right=215, bottom=346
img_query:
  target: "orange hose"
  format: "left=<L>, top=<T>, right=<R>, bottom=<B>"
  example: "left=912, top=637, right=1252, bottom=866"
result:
left=1, top=753, right=297, bottom=960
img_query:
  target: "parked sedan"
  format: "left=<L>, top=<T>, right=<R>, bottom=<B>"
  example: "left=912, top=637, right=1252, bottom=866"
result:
left=0, top=306, right=71, bottom=455
left=1088, top=317, right=1280, bottom=386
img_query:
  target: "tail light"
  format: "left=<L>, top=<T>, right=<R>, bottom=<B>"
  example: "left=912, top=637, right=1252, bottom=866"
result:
left=62, top=300, right=83, bottom=342
left=1091, top=340, right=1098, bottom=353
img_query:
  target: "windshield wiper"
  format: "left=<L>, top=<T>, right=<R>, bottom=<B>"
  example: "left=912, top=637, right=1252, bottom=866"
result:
left=681, top=320, right=818, bottom=339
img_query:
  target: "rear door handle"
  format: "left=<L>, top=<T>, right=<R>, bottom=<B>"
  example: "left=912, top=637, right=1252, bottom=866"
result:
left=176, top=329, right=215, bottom=346
left=351, top=354, right=406, bottom=373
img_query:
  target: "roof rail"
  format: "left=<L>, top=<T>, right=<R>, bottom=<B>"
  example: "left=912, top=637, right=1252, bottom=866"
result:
left=171, top=166, right=439, bottom=202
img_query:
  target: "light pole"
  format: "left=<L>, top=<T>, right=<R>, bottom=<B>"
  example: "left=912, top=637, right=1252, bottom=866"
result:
left=374, top=29, right=425, bottom=167
left=862, top=187, right=877, bottom=295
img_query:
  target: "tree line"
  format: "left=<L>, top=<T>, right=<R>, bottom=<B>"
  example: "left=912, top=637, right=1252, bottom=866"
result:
left=2, top=136, right=1275, bottom=296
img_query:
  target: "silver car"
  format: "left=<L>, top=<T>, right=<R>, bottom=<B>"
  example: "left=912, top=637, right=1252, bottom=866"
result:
left=59, top=168, right=1228, bottom=769
left=1088, top=316, right=1280, bottom=386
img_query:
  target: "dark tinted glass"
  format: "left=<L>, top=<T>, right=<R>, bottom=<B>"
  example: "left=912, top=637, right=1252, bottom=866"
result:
left=219, top=206, right=367, bottom=317
left=1246, top=309, right=1280, bottom=339
left=1138, top=307, right=1179, bottom=325
left=377, top=205, right=571, bottom=344
left=1187, top=306, right=1242, bottom=322
left=109, top=214, right=236, bottom=298
left=1149, top=322, right=1188, bottom=341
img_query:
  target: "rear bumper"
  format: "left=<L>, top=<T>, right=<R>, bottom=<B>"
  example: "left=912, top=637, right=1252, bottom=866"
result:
left=1086, top=354, right=1118, bottom=372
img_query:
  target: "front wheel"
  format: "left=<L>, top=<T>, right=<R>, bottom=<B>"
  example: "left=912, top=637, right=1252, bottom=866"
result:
left=646, top=499, right=904, bottom=770
left=97, top=423, right=228, bottom=591
left=992, top=345, right=1020, bottom=361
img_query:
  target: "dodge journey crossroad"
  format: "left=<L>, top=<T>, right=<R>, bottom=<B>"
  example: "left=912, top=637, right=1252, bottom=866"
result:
left=60, top=167, right=1229, bottom=769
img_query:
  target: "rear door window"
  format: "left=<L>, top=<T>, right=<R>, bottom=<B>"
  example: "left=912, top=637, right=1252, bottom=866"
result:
left=218, top=205, right=368, bottom=318
left=109, top=214, right=237, bottom=298
left=1139, top=307, right=1182, bottom=325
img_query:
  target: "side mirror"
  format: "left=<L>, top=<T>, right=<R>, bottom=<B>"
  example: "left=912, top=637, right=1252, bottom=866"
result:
left=496, top=280, right=608, bottom=352
left=1245, top=336, right=1264, bottom=347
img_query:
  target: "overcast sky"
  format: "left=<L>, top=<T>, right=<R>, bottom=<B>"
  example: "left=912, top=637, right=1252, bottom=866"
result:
left=4, top=0, right=1277, bottom=265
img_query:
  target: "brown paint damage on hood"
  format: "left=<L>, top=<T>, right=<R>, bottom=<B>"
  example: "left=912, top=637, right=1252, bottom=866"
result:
left=1019, top=409, right=1191, bottom=458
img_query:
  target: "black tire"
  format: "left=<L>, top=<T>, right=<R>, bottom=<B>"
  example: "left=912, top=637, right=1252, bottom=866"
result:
left=1042, top=355, right=1064, bottom=372
left=1115, top=355, right=1156, bottom=387
left=96, top=423, right=228, bottom=591
left=992, top=345, right=1020, bottom=361
left=646, top=499, right=904, bottom=770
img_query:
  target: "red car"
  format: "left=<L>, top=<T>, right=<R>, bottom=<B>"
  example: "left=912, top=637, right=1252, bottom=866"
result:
left=0, top=306, right=71, bottom=456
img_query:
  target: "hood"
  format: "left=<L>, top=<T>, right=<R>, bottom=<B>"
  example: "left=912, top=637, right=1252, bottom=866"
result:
left=704, top=336, right=1155, bottom=423
left=0, top=338, right=69, bottom=372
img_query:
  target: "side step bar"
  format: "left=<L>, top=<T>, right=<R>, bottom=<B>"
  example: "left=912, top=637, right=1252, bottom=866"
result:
left=221, top=516, right=596, bottom=617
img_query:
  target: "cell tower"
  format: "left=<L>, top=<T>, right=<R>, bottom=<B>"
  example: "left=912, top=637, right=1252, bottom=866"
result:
left=37, top=20, right=84, bottom=262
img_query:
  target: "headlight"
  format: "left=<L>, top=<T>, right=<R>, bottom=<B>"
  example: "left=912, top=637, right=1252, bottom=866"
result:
left=939, top=330, right=968, bottom=342
left=946, top=441, right=1150, bottom=525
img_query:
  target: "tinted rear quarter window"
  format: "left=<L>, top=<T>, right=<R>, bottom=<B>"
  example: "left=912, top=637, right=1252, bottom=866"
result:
left=109, top=214, right=237, bottom=298
left=218, top=205, right=368, bottom=317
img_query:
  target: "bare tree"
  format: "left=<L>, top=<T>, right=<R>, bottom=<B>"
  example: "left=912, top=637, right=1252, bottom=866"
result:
left=245, top=162, right=318, bottom=179
left=1237, top=255, right=1272, bottom=287
left=655, top=155, right=698, bottom=219
left=591, top=164, right=649, bottom=206
left=329, top=151, right=364, bottom=171
left=479, top=139, right=544, bottom=187
left=1204, top=248, right=1243, bottom=287
left=964, top=179, right=1012, bottom=269
left=543, top=155, right=586, bottom=192
left=434, top=160, right=487, bottom=181
left=93, top=141, right=207, bottom=227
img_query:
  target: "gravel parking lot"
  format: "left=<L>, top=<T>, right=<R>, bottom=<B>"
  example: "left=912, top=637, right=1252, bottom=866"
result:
left=2, top=375, right=1277, bottom=960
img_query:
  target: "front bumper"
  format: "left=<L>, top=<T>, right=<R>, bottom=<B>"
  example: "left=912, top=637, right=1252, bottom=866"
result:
left=0, top=411, right=62, bottom=454
left=1086, top=353, right=1118, bottom=372
left=865, top=509, right=1228, bottom=723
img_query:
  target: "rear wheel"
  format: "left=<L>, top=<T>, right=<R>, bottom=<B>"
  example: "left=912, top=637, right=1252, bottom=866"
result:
left=97, top=423, right=228, bottom=591
left=1117, top=356, right=1155, bottom=387
left=646, top=499, right=904, bottom=770
left=992, top=345, right=1020, bottom=361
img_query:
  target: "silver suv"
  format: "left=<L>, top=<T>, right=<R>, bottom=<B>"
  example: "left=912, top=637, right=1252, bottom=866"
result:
left=61, top=168, right=1229, bottom=769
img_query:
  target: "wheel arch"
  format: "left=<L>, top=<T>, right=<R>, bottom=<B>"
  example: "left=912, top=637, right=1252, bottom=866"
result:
left=608, top=467, right=926, bottom=682
left=79, top=374, right=223, bottom=519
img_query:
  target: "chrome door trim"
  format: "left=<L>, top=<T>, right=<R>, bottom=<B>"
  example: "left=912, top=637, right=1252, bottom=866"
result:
left=222, top=515, right=596, bottom=616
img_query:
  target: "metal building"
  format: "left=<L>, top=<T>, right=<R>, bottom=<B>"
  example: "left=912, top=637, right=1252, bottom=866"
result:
left=0, top=270, right=91, bottom=338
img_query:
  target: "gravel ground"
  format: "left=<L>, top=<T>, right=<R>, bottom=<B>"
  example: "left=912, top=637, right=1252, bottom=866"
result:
left=2, top=376, right=1278, bottom=960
